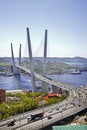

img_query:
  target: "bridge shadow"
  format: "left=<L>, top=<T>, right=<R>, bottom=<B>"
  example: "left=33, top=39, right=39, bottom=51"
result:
left=14, top=73, right=20, bottom=80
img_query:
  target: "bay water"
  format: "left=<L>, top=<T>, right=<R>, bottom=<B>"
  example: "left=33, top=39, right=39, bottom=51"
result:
left=0, top=71, right=87, bottom=91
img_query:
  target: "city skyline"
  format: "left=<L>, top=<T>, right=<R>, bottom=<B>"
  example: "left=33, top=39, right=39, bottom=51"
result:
left=0, top=0, right=87, bottom=58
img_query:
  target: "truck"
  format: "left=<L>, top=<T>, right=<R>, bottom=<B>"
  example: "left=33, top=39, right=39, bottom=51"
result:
left=27, top=112, right=44, bottom=123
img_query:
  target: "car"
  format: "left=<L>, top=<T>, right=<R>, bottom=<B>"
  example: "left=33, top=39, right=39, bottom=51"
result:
left=62, top=105, right=66, bottom=110
left=71, top=102, right=75, bottom=105
left=47, top=116, right=52, bottom=119
left=7, top=119, right=16, bottom=127
left=78, top=104, right=81, bottom=107
left=48, top=110, right=52, bottom=113
left=84, top=118, right=87, bottom=121
left=56, top=107, right=59, bottom=110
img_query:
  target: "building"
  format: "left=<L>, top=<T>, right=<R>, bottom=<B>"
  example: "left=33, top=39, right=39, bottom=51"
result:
left=52, top=125, right=87, bottom=130
left=52, top=85, right=62, bottom=94
left=0, top=89, right=6, bottom=103
left=58, top=87, right=62, bottom=94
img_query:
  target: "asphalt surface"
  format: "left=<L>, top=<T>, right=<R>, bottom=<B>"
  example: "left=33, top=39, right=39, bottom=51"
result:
left=0, top=87, right=87, bottom=130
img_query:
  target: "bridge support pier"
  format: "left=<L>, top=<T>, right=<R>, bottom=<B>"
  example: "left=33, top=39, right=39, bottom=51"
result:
left=52, top=85, right=58, bottom=94
left=42, top=82, right=49, bottom=93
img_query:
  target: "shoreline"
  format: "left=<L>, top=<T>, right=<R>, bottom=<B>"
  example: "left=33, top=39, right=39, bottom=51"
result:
left=6, top=89, right=24, bottom=94
left=0, top=73, right=13, bottom=76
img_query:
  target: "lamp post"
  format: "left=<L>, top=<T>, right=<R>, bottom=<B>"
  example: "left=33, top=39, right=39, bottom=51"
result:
left=61, top=108, right=63, bottom=120
left=41, top=95, right=44, bottom=127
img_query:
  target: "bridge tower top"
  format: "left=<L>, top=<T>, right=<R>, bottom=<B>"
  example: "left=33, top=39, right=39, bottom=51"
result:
left=43, top=29, right=48, bottom=75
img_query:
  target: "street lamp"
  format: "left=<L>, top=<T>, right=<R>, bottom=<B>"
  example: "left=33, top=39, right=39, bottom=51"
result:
left=41, top=95, right=44, bottom=127
left=56, top=101, right=59, bottom=110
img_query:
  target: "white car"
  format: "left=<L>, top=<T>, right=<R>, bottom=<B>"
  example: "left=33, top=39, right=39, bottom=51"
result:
left=48, top=110, right=52, bottom=113
left=62, top=105, right=66, bottom=110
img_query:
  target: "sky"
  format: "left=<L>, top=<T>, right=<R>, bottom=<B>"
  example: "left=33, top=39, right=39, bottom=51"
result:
left=0, top=0, right=87, bottom=58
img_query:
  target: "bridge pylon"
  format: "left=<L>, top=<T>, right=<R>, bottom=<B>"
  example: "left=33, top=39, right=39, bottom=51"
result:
left=19, top=44, right=21, bottom=66
left=43, top=29, right=47, bottom=75
left=26, top=27, right=36, bottom=92
left=41, top=29, right=49, bottom=93
left=17, top=43, right=22, bottom=78
left=11, top=43, right=21, bottom=78
left=11, top=43, right=17, bottom=75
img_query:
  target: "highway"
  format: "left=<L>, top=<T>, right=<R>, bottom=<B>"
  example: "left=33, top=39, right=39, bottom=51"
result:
left=0, top=86, right=87, bottom=130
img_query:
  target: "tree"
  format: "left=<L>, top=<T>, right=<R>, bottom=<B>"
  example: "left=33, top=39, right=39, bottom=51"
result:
left=0, top=102, right=9, bottom=120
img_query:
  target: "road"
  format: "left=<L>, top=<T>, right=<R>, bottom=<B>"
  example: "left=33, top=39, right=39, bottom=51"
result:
left=0, top=86, right=87, bottom=130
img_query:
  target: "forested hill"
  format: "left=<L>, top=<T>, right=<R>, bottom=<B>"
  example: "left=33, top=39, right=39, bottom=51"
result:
left=0, top=56, right=87, bottom=64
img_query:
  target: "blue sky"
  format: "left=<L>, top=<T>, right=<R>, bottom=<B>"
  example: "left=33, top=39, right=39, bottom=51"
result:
left=0, top=0, right=87, bottom=58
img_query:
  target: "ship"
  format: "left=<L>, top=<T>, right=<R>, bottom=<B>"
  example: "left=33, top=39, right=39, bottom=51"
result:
left=70, top=70, right=81, bottom=75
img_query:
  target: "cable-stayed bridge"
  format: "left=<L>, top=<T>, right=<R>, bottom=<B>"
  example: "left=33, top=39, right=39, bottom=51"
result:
left=11, top=28, right=49, bottom=92
left=11, top=28, right=75, bottom=93
left=1, top=27, right=86, bottom=130
left=15, top=64, right=74, bottom=91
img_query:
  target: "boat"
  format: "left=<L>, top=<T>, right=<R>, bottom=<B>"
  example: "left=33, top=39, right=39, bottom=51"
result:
left=0, top=72, right=13, bottom=76
left=70, top=70, right=81, bottom=75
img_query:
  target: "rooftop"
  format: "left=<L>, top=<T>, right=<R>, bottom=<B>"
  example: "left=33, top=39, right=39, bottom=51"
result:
left=52, top=125, right=87, bottom=130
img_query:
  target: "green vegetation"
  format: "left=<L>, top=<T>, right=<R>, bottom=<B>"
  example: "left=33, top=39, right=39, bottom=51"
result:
left=34, top=60, right=43, bottom=74
left=33, top=60, right=74, bottom=74
left=0, top=102, right=9, bottom=119
left=46, top=62, right=74, bottom=74
left=45, top=93, right=67, bottom=105
left=0, top=91, right=67, bottom=121
left=0, top=59, right=78, bottom=75
left=0, top=63, right=12, bottom=73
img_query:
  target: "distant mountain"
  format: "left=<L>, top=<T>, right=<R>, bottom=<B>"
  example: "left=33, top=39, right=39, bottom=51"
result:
left=0, top=56, right=87, bottom=64
left=71, top=57, right=87, bottom=62
left=33, top=56, right=87, bottom=63
left=0, top=57, right=12, bottom=64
